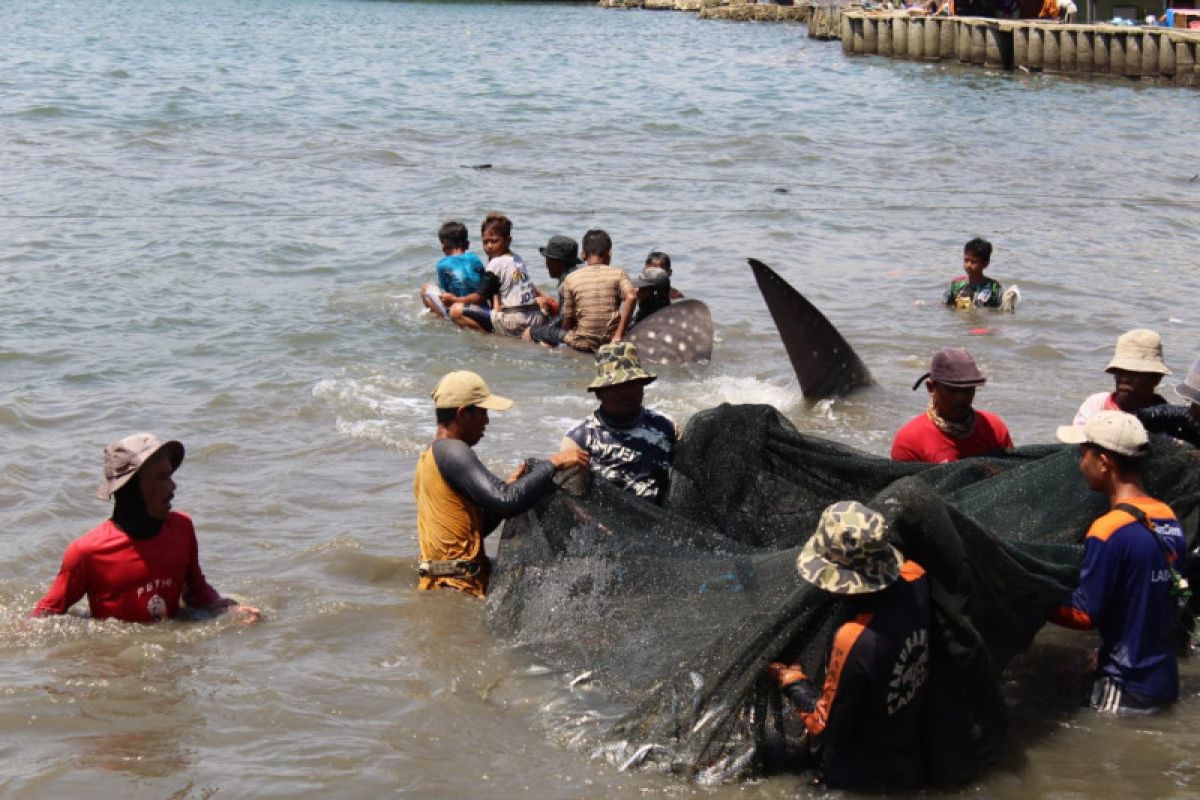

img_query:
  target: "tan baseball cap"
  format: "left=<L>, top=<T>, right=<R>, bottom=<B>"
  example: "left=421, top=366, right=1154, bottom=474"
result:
left=431, top=371, right=513, bottom=411
left=1056, top=410, right=1148, bottom=457
left=96, top=433, right=185, bottom=500
left=1105, top=329, right=1170, bottom=375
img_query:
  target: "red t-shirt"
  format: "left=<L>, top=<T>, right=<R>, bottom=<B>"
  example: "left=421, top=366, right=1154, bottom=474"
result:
left=890, top=410, right=1012, bottom=463
left=31, top=512, right=223, bottom=623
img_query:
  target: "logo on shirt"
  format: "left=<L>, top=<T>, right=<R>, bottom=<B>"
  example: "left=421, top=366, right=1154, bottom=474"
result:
left=146, top=594, right=168, bottom=621
left=887, top=628, right=929, bottom=715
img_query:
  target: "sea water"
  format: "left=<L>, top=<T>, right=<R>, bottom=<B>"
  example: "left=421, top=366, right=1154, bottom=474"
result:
left=2, top=0, right=1198, bottom=796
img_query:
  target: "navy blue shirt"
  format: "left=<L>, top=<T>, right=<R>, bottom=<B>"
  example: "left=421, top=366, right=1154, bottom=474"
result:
left=1062, top=498, right=1186, bottom=702
left=566, top=407, right=676, bottom=504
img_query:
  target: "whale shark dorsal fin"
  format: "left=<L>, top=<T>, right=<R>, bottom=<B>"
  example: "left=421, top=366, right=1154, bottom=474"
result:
left=748, top=258, right=873, bottom=399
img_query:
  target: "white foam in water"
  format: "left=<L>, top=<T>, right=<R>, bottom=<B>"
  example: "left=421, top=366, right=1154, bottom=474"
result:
left=657, top=374, right=802, bottom=422
left=312, top=374, right=429, bottom=452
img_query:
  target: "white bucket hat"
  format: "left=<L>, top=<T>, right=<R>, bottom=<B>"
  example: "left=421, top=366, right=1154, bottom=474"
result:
left=1105, top=329, right=1170, bottom=376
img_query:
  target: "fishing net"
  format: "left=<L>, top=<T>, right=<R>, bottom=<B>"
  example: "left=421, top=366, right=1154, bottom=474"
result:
left=484, top=403, right=1200, bottom=785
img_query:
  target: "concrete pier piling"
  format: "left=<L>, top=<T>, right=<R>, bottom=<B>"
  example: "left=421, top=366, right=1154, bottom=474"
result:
left=600, top=0, right=1200, bottom=88
left=836, top=11, right=1200, bottom=86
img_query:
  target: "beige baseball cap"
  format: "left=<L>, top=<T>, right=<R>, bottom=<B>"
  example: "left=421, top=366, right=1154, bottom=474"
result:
left=96, top=433, right=185, bottom=500
left=431, top=371, right=513, bottom=411
left=1056, top=410, right=1148, bottom=457
left=1105, top=329, right=1170, bottom=375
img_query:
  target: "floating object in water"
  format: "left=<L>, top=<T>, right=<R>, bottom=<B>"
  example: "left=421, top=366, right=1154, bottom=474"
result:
left=969, top=328, right=993, bottom=336
left=625, top=299, right=714, bottom=365
left=569, top=670, right=594, bottom=687
left=461, top=163, right=492, bottom=170
left=423, top=285, right=448, bottom=317
left=748, top=258, right=873, bottom=399
left=1000, top=285, right=1021, bottom=313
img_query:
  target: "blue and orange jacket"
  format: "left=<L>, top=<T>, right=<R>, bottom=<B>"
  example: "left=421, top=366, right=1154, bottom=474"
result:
left=1052, top=497, right=1185, bottom=703
left=785, top=561, right=931, bottom=791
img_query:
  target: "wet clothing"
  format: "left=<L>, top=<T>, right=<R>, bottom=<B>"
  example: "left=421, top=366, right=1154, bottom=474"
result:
left=564, top=407, right=676, bottom=504
left=561, top=265, right=635, bottom=352
left=478, top=253, right=545, bottom=337
left=436, top=252, right=485, bottom=297
left=943, top=275, right=1002, bottom=309
left=1074, top=391, right=1169, bottom=426
left=527, top=264, right=585, bottom=346
left=1138, top=404, right=1200, bottom=448
left=633, top=292, right=671, bottom=324
left=891, top=409, right=1012, bottom=463
left=783, top=561, right=931, bottom=791
left=413, top=438, right=556, bottom=597
left=31, top=512, right=223, bottom=623
left=1051, top=498, right=1185, bottom=706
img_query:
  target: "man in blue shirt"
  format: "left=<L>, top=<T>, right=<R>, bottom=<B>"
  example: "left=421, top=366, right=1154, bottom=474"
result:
left=562, top=342, right=676, bottom=505
left=1053, top=410, right=1187, bottom=713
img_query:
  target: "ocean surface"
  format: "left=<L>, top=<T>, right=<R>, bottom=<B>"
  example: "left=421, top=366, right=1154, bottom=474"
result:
left=2, top=0, right=1198, bottom=796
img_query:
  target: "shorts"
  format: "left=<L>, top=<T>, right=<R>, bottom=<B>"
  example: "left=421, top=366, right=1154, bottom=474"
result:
left=1090, top=676, right=1170, bottom=715
left=528, top=321, right=567, bottom=347
left=458, top=304, right=495, bottom=333
left=491, top=307, right=546, bottom=337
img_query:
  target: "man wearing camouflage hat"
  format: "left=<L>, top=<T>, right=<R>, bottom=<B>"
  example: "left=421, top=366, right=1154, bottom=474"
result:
left=562, top=342, right=677, bottom=505
left=32, top=433, right=260, bottom=624
left=414, top=370, right=588, bottom=597
left=767, top=501, right=931, bottom=791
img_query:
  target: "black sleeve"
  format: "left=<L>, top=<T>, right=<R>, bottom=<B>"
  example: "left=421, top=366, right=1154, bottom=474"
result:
left=431, top=440, right=556, bottom=525
left=1137, top=404, right=1200, bottom=448
left=478, top=271, right=501, bottom=301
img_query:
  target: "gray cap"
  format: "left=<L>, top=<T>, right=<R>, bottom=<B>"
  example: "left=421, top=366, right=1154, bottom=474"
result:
left=538, top=235, right=583, bottom=265
left=632, top=267, right=670, bottom=290
left=1056, top=410, right=1149, bottom=457
left=912, top=348, right=986, bottom=390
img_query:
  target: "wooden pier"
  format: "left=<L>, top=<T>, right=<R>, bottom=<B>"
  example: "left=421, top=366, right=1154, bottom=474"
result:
left=840, top=13, right=1200, bottom=85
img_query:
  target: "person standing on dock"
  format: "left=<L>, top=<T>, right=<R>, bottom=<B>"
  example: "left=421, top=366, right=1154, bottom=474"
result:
left=1073, top=329, right=1171, bottom=426
left=892, top=348, right=1013, bottom=463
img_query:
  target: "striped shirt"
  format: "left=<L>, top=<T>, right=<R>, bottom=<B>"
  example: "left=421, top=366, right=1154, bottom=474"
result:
left=561, top=265, right=634, bottom=352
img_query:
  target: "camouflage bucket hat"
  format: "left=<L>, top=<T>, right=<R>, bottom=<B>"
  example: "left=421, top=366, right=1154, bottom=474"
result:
left=796, top=501, right=903, bottom=595
left=587, top=342, right=657, bottom=391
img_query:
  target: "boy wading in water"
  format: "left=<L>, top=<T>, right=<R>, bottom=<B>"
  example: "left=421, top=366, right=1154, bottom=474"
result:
left=442, top=214, right=545, bottom=337
left=944, top=237, right=1003, bottom=309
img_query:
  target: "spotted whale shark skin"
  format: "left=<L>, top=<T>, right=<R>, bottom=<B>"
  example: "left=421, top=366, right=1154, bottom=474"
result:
left=748, top=258, right=873, bottom=399
left=625, top=299, right=714, bottom=365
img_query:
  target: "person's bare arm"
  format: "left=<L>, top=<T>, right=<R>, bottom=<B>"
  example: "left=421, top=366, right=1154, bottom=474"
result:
left=611, top=289, right=637, bottom=342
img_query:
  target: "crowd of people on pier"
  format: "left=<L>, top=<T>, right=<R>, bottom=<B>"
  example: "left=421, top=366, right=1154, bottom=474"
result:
left=25, top=221, right=1200, bottom=792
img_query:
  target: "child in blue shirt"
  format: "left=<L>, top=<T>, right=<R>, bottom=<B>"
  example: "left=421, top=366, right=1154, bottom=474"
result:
left=421, top=220, right=485, bottom=320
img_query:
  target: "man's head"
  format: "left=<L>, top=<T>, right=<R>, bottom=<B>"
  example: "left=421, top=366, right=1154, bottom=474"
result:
left=963, top=237, right=992, bottom=282
left=1106, top=329, right=1170, bottom=412
left=581, top=229, right=613, bottom=262
left=913, top=348, right=987, bottom=422
left=588, top=342, right=655, bottom=423
left=632, top=267, right=670, bottom=304
left=432, top=371, right=513, bottom=446
left=1057, top=410, right=1148, bottom=491
left=438, top=220, right=469, bottom=253
left=539, top=235, right=582, bottom=279
left=644, top=250, right=672, bottom=274
left=796, top=501, right=903, bottom=596
left=97, top=433, right=185, bottom=520
left=1175, top=356, right=1200, bottom=423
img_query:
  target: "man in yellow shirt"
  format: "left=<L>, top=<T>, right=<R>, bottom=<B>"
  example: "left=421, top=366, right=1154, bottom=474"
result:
left=412, top=371, right=588, bottom=597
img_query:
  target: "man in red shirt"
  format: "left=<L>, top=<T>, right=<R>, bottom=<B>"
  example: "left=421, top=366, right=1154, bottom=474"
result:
left=31, top=433, right=260, bottom=624
left=891, top=348, right=1013, bottom=463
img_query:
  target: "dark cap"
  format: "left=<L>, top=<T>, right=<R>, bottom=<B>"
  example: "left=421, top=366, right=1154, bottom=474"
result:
left=632, top=267, right=670, bottom=290
left=912, top=347, right=986, bottom=390
left=538, top=235, right=583, bottom=265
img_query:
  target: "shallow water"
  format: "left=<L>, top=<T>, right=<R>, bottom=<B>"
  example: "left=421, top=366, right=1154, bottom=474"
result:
left=1, top=0, right=1198, bottom=796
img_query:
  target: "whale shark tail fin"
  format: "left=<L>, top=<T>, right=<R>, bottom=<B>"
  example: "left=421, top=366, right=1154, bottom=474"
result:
left=748, top=258, right=873, bottom=399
